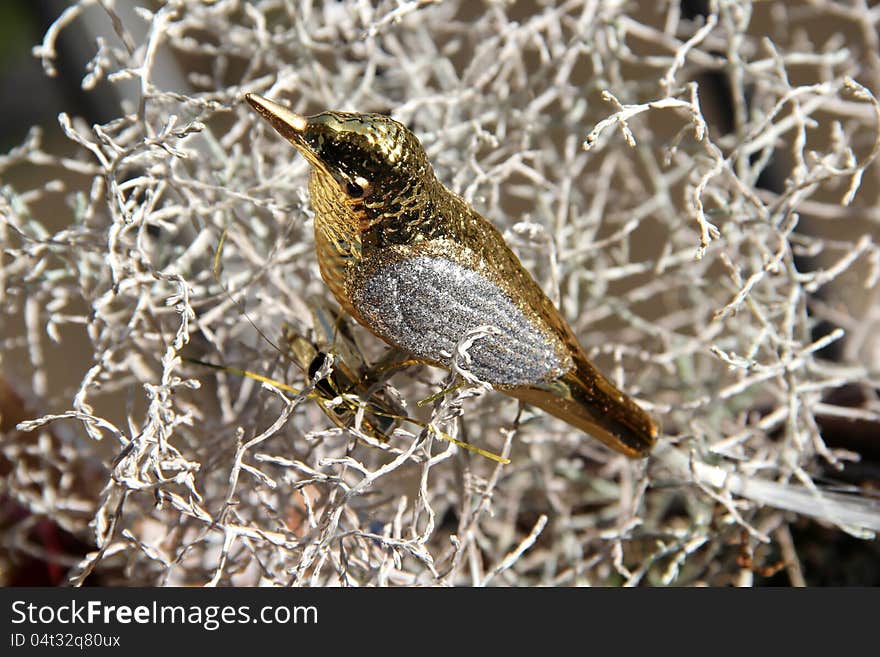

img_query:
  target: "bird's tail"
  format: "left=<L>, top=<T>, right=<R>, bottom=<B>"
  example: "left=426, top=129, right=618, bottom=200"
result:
left=507, top=346, right=658, bottom=458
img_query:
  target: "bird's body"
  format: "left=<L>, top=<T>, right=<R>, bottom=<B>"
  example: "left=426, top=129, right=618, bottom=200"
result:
left=246, top=94, right=658, bottom=457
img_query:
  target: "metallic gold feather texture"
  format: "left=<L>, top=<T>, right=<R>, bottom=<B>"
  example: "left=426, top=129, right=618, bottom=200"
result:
left=245, top=93, right=659, bottom=458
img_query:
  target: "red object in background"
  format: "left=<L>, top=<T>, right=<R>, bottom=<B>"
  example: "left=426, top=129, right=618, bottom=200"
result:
left=0, top=377, right=96, bottom=586
left=1, top=495, right=94, bottom=586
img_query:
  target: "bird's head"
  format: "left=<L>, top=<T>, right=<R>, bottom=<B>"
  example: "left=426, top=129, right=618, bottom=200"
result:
left=246, top=93, right=433, bottom=210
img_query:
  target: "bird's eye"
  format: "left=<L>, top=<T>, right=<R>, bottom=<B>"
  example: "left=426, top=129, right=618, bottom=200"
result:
left=345, top=176, right=370, bottom=199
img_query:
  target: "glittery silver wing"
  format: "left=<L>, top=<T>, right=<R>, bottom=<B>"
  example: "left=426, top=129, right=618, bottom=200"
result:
left=352, top=256, right=570, bottom=385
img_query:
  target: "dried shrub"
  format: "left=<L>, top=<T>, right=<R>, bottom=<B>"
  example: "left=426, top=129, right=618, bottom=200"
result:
left=2, top=0, right=879, bottom=586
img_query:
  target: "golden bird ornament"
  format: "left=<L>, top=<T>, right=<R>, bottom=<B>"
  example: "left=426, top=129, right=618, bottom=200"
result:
left=245, top=93, right=658, bottom=458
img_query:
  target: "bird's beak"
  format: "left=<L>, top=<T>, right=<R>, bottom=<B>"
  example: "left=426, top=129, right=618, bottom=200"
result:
left=245, top=93, right=309, bottom=147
